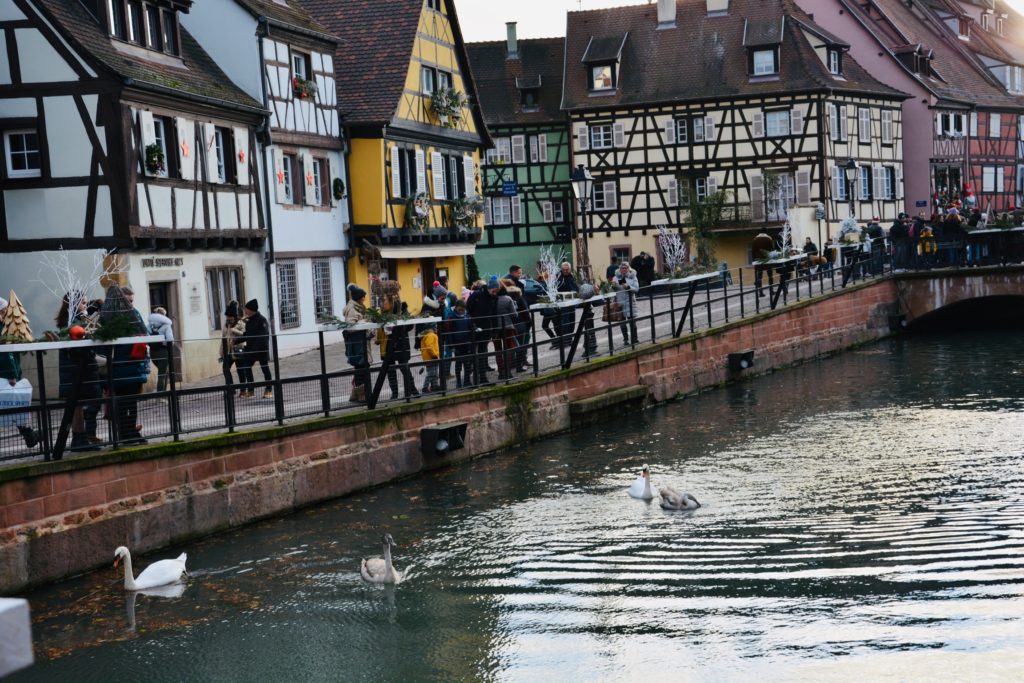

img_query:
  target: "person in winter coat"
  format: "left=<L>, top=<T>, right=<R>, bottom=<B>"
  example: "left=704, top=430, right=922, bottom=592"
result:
left=342, top=284, right=372, bottom=403
left=445, top=299, right=473, bottom=387
left=554, top=262, right=578, bottom=348
left=100, top=285, right=150, bottom=445
left=238, top=299, right=272, bottom=399
left=377, top=296, right=418, bottom=399
left=466, top=278, right=498, bottom=383
left=220, top=301, right=247, bottom=392
left=0, top=297, right=42, bottom=450
left=888, top=213, right=910, bottom=271
left=492, top=278, right=519, bottom=379
left=419, top=322, right=440, bottom=393
left=630, top=251, right=656, bottom=287
left=577, top=280, right=599, bottom=358
left=612, top=262, right=639, bottom=345
left=501, top=278, right=531, bottom=372
left=752, top=231, right=776, bottom=297
left=55, top=292, right=101, bottom=451
left=148, top=307, right=174, bottom=392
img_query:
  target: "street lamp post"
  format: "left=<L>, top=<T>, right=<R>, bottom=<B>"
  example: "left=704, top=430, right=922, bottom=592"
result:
left=571, top=164, right=594, bottom=283
left=844, top=158, right=859, bottom=218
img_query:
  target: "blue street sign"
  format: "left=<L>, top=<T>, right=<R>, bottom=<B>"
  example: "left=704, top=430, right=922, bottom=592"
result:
left=502, top=180, right=519, bottom=196
left=915, top=200, right=927, bottom=207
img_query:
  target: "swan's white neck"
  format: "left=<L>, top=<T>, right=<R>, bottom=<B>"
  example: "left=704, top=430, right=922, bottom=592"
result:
left=120, top=551, right=139, bottom=591
left=383, top=542, right=395, bottom=580
left=643, top=477, right=653, bottom=498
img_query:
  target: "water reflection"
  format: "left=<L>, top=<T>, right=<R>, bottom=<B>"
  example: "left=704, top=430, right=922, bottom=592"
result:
left=10, top=330, right=1024, bottom=682
left=125, top=583, right=187, bottom=632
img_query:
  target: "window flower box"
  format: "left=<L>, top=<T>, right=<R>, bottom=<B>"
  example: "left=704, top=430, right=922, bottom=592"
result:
left=405, top=192, right=431, bottom=230
left=292, top=77, right=317, bottom=100
left=429, top=87, right=466, bottom=128
left=450, top=196, right=483, bottom=231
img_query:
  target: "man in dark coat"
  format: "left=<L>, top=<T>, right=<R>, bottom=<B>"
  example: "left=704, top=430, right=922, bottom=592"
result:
left=238, top=299, right=273, bottom=398
left=889, top=213, right=909, bottom=270
left=751, top=231, right=775, bottom=297
left=630, top=251, right=656, bottom=287
left=467, top=279, right=498, bottom=383
left=554, top=262, right=578, bottom=347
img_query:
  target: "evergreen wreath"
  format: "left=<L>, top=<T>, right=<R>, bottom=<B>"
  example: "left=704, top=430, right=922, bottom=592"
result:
left=405, top=192, right=431, bottom=230
left=145, top=143, right=166, bottom=175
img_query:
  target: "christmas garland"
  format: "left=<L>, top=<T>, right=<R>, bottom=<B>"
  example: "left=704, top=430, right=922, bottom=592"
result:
left=405, top=192, right=431, bottom=230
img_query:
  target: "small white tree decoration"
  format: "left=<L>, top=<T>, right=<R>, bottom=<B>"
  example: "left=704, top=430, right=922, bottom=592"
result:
left=780, top=209, right=794, bottom=255
left=34, top=247, right=125, bottom=326
left=538, top=245, right=567, bottom=302
left=657, top=225, right=687, bottom=277
left=837, top=216, right=862, bottom=244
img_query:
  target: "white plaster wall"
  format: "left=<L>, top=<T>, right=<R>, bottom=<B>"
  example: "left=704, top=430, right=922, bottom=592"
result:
left=272, top=255, right=348, bottom=357
left=0, top=249, right=106, bottom=333
left=267, top=148, right=348, bottom=253
left=0, top=32, right=9, bottom=85
left=44, top=96, right=95, bottom=177
left=0, top=2, right=27, bottom=21
left=179, top=1, right=261, bottom=101
left=0, top=97, right=34, bottom=118
left=5, top=187, right=88, bottom=239
left=148, top=185, right=173, bottom=228
left=15, top=28, right=77, bottom=82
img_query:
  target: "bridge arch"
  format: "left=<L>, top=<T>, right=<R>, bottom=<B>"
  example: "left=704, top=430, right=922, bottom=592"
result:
left=896, top=268, right=1024, bottom=325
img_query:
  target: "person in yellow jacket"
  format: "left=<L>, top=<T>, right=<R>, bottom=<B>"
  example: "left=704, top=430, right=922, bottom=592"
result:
left=420, top=323, right=440, bottom=393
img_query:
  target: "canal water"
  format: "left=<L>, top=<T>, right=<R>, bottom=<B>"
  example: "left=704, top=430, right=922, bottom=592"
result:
left=10, top=324, right=1024, bottom=682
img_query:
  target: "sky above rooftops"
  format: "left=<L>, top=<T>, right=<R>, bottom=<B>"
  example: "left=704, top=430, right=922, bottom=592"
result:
left=458, top=0, right=644, bottom=41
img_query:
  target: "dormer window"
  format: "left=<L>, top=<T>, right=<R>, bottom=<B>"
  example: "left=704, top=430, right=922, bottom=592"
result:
left=958, top=18, right=970, bottom=40
left=591, top=64, right=615, bottom=90
left=292, top=51, right=311, bottom=82
left=105, top=1, right=180, bottom=56
left=516, top=74, right=542, bottom=111
left=997, top=16, right=1005, bottom=36
left=828, top=49, right=842, bottom=75
left=751, top=48, right=778, bottom=76
left=981, top=13, right=990, bottom=31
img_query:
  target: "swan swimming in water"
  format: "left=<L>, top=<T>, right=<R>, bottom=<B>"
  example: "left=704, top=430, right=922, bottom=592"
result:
left=361, top=533, right=403, bottom=584
left=628, top=464, right=656, bottom=500
left=113, top=546, right=188, bottom=591
left=659, top=487, right=701, bottom=510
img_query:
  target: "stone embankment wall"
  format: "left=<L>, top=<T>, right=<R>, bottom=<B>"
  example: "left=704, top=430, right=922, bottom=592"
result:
left=0, top=280, right=898, bottom=593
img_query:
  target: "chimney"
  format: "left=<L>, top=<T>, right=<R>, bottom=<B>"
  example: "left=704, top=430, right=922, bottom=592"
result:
left=506, top=22, right=519, bottom=59
left=657, top=0, right=676, bottom=29
left=706, top=0, right=729, bottom=16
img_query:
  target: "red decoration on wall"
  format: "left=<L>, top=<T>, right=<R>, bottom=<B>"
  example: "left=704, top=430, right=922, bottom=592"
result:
left=306, top=172, right=314, bottom=186
left=276, top=168, right=285, bottom=184
left=180, top=140, right=190, bottom=158
left=238, top=150, right=246, bottom=164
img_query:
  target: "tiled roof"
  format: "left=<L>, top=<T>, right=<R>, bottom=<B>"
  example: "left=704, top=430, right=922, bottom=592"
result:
left=562, top=0, right=905, bottom=112
left=743, top=18, right=785, bottom=46
left=32, top=0, right=262, bottom=113
left=233, top=0, right=335, bottom=43
left=467, top=37, right=567, bottom=126
left=842, top=0, right=1024, bottom=109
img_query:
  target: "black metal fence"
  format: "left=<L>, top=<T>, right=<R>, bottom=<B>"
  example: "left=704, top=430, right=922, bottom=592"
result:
left=2, top=229, right=1022, bottom=464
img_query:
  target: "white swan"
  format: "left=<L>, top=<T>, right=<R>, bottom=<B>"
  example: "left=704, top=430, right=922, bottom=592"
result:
left=361, top=533, right=403, bottom=584
left=113, top=546, right=188, bottom=591
left=659, top=487, right=701, bottom=511
left=628, top=464, right=656, bottom=500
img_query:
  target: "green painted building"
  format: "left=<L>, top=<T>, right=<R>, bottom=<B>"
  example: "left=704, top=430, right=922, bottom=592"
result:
left=467, top=28, right=572, bottom=279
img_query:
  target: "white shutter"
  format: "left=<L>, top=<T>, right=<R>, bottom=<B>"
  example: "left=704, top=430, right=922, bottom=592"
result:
left=511, top=195, right=522, bottom=223
left=390, top=144, right=401, bottom=197
left=175, top=117, right=195, bottom=181
left=839, top=105, right=848, bottom=141
left=664, top=117, right=676, bottom=144
left=538, top=134, right=548, bottom=162
left=543, top=201, right=554, bottom=222
left=998, top=166, right=1005, bottom=191
left=575, top=123, right=589, bottom=151
left=273, top=147, right=287, bottom=203
left=873, top=166, right=884, bottom=200
left=704, top=115, right=715, bottom=142
left=415, top=148, right=426, bottom=194
left=463, top=155, right=475, bottom=198
left=233, top=126, right=250, bottom=186
left=750, top=172, right=764, bottom=221
left=970, top=112, right=978, bottom=137
left=328, top=155, right=341, bottom=206
left=512, top=134, right=526, bottom=164
left=613, top=122, right=625, bottom=147
left=431, top=151, right=445, bottom=200
left=832, top=164, right=842, bottom=201
left=484, top=197, right=492, bottom=225
left=203, top=123, right=220, bottom=183
left=529, top=136, right=539, bottom=163
left=752, top=111, right=764, bottom=138
left=139, top=110, right=156, bottom=148
left=604, top=181, right=617, bottom=210
left=795, top=170, right=811, bottom=205
left=706, top=175, right=717, bottom=196
left=858, top=108, right=870, bottom=141
left=667, top=177, right=678, bottom=207
left=791, top=107, right=804, bottom=135
left=895, top=164, right=904, bottom=200
left=827, top=103, right=837, bottom=141
left=881, top=110, right=893, bottom=144
left=302, top=151, right=315, bottom=204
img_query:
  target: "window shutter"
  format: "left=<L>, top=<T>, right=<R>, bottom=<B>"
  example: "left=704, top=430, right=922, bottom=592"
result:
left=139, top=110, right=156, bottom=148
left=538, top=134, right=548, bottom=162
left=839, top=105, right=848, bottom=141
left=576, top=123, right=589, bottom=151
left=795, top=170, right=811, bottom=205
left=203, top=123, right=219, bottom=183
left=484, top=197, right=492, bottom=225
left=543, top=201, right=554, bottom=222
left=604, top=181, right=617, bottom=210
left=970, top=112, right=978, bottom=137
left=613, top=122, right=625, bottom=147
left=233, top=127, right=250, bottom=186
left=858, top=108, right=870, bottom=141
left=512, top=135, right=526, bottom=164
left=667, top=177, right=678, bottom=207
left=750, top=173, right=764, bottom=221
left=431, top=151, right=445, bottom=200
left=791, top=107, right=804, bottom=135
left=998, top=166, right=1005, bottom=190
left=529, top=136, right=539, bottom=163
left=881, top=110, right=893, bottom=144
left=664, top=118, right=676, bottom=144
left=273, top=147, right=287, bottom=203
left=873, top=166, right=884, bottom=200
left=328, top=155, right=340, bottom=206
left=302, top=152, right=315, bottom=204
left=463, top=155, right=475, bottom=198
left=832, top=165, right=842, bottom=201
left=752, top=111, right=764, bottom=138
left=511, top=195, right=522, bottom=223
left=704, top=115, right=715, bottom=142
left=415, top=149, right=426, bottom=194
left=175, top=117, right=195, bottom=181
left=827, top=103, right=837, bottom=141
left=390, top=145, right=401, bottom=197
left=895, top=164, right=903, bottom=200
left=706, top=175, right=717, bottom=196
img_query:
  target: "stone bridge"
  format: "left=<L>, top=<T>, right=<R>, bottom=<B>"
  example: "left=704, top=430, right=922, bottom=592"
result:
left=893, top=266, right=1024, bottom=324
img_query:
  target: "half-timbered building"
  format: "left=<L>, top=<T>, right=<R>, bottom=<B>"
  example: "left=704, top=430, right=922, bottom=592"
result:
left=563, top=0, right=907, bottom=274
left=0, top=0, right=266, bottom=380
left=467, top=26, right=573, bottom=278
left=183, top=0, right=348, bottom=351
left=303, top=0, right=487, bottom=311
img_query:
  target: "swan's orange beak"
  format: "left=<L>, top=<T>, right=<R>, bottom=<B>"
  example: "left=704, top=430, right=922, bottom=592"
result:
left=113, top=558, right=120, bottom=569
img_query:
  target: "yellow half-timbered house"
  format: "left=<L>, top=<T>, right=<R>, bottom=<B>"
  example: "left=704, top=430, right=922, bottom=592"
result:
left=303, top=0, right=487, bottom=310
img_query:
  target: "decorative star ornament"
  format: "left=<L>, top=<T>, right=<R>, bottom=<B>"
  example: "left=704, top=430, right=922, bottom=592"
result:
left=306, top=172, right=314, bottom=186
left=180, top=140, right=190, bottom=158
left=238, top=150, right=246, bottom=164
left=276, top=168, right=285, bottom=184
